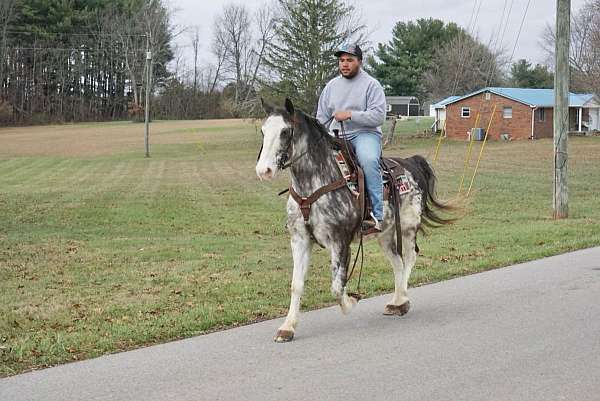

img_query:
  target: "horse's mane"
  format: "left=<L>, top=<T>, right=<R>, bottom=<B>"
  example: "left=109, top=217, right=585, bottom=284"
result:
left=294, top=109, right=335, bottom=147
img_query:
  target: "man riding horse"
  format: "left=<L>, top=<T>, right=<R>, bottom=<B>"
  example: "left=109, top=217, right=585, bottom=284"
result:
left=316, top=43, right=387, bottom=234
left=256, top=44, right=453, bottom=342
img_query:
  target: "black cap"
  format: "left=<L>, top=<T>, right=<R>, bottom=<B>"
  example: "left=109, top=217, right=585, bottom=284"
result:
left=334, top=43, right=362, bottom=60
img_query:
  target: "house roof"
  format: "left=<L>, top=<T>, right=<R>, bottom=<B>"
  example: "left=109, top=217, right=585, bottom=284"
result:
left=385, top=96, right=419, bottom=105
left=432, top=95, right=461, bottom=108
left=445, top=87, right=598, bottom=108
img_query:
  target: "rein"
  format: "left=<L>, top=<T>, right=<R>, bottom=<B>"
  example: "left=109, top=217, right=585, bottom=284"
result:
left=338, top=120, right=365, bottom=298
left=279, top=115, right=334, bottom=171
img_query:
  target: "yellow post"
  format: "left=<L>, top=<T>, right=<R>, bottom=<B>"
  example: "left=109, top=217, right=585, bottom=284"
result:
left=467, top=104, right=498, bottom=197
left=432, top=118, right=447, bottom=165
left=458, top=112, right=481, bottom=194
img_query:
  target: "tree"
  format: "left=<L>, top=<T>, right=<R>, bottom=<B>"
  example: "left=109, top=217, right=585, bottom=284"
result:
left=0, top=0, right=17, bottom=87
left=422, top=32, right=505, bottom=102
left=262, top=0, right=366, bottom=114
left=542, top=0, right=600, bottom=94
left=509, top=59, right=553, bottom=88
left=214, top=4, right=253, bottom=112
left=211, top=3, right=276, bottom=116
left=190, top=26, right=200, bottom=93
left=367, top=18, right=463, bottom=100
left=1, top=0, right=173, bottom=125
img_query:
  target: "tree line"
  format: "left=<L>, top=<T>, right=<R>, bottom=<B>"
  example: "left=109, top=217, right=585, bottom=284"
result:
left=0, top=0, right=172, bottom=125
left=2, top=0, right=599, bottom=125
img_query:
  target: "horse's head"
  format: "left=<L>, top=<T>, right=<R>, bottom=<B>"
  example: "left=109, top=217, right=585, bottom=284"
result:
left=256, top=98, right=296, bottom=180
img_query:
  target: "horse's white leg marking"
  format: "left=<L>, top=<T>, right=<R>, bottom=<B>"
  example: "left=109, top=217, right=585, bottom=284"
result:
left=378, top=229, right=408, bottom=306
left=330, top=245, right=357, bottom=315
left=277, top=232, right=312, bottom=335
left=378, top=189, right=422, bottom=308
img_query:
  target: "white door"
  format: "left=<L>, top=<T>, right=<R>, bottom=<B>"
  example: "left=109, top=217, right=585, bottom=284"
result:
left=590, top=108, right=600, bottom=131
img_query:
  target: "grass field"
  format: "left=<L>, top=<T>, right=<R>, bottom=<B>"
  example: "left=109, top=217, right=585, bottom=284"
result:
left=1, top=117, right=600, bottom=376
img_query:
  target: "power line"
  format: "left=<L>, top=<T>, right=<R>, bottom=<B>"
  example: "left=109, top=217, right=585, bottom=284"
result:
left=6, top=46, right=146, bottom=54
left=5, top=30, right=147, bottom=38
left=449, top=0, right=483, bottom=97
left=500, top=0, right=516, bottom=49
left=509, top=0, right=532, bottom=62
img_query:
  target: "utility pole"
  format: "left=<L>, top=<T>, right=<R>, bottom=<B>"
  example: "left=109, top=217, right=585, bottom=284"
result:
left=554, top=0, right=570, bottom=219
left=144, top=34, right=152, bottom=158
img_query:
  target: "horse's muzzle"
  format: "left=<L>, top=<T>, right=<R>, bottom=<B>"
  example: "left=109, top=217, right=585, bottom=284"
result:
left=256, top=162, right=277, bottom=180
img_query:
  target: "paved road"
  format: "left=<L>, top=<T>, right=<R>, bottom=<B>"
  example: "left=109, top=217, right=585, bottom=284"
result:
left=2, top=247, right=600, bottom=401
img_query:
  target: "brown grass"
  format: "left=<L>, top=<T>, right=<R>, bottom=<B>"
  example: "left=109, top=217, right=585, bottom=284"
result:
left=0, top=119, right=257, bottom=157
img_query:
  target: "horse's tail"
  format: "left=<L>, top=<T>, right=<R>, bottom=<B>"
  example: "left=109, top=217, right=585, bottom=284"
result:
left=394, top=155, right=456, bottom=230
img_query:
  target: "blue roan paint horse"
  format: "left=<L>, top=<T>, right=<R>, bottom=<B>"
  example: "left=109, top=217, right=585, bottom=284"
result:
left=256, top=99, right=453, bottom=342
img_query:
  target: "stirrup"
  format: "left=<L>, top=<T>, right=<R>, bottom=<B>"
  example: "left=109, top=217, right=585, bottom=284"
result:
left=361, top=218, right=382, bottom=235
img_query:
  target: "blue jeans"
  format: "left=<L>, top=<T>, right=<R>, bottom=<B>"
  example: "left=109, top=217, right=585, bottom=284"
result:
left=346, top=132, right=383, bottom=221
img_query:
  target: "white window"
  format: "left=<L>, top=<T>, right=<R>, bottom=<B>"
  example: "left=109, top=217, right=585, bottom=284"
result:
left=386, top=104, right=392, bottom=112
left=485, top=92, right=491, bottom=100
left=461, top=107, right=471, bottom=118
left=503, top=107, right=513, bottom=119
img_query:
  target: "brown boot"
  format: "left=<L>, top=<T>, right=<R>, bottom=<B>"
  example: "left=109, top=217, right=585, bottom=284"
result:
left=361, top=218, right=382, bottom=235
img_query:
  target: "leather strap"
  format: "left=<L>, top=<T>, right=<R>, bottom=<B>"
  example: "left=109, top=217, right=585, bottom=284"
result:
left=382, top=159, right=403, bottom=256
left=289, top=178, right=348, bottom=222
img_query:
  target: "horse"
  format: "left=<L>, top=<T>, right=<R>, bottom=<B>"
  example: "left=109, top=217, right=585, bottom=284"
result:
left=256, top=98, right=453, bottom=342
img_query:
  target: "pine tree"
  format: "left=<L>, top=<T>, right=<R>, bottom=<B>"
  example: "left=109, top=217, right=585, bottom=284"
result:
left=262, top=0, right=365, bottom=114
left=510, top=59, right=553, bottom=89
left=367, top=18, right=463, bottom=99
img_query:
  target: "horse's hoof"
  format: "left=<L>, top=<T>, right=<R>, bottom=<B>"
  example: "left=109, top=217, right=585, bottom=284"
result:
left=383, top=301, right=410, bottom=316
left=274, top=330, right=294, bottom=343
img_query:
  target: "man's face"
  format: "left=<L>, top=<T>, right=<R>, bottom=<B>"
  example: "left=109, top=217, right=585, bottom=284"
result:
left=338, top=53, right=361, bottom=78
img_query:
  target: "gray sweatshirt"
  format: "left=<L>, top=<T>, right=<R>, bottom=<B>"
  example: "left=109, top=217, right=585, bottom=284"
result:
left=316, top=68, right=387, bottom=136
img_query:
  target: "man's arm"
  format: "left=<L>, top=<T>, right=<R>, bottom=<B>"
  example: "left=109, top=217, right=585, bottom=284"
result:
left=348, top=81, right=386, bottom=127
left=316, top=84, right=332, bottom=125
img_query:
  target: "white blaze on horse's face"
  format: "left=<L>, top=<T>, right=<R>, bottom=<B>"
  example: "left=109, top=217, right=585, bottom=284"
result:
left=256, top=115, right=291, bottom=180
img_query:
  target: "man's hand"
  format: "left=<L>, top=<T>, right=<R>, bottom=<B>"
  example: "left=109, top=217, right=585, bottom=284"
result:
left=334, top=111, right=352, bottom=122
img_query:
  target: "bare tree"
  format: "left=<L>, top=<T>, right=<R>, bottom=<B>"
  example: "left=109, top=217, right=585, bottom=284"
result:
left=541, top=0, right=600, bottom=94
left=423, top=32, right=505, bottom=101
left=242, top=4, right=276, bottom=104
left=190, top=26, right=200, bottom=93
left=214, top=4, right=252, bottom=105
left=210, top=18, right=229, bottom=95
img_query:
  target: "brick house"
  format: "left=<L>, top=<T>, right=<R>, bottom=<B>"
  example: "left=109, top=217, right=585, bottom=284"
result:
left=443, top=87, right=600, bottom=140
left=431, top=95, right=460, bottom=132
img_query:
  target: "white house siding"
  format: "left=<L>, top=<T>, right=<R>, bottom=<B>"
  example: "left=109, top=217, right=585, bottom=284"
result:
left=434, top=108, right=447, bottom=132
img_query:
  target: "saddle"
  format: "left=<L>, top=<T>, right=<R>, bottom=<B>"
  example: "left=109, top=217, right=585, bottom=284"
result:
left=287, top=135, right=411, bottom=255
left=331, top=137, right=410, bottom=254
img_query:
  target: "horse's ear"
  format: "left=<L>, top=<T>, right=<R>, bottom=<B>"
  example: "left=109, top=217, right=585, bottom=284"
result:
left=284, top=98, right=295, bottom=115
left=261, top=98, right=274, bottom=115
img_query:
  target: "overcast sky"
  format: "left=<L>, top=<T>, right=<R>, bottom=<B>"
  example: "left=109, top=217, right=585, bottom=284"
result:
left=168, top=0, right=587, bottom=70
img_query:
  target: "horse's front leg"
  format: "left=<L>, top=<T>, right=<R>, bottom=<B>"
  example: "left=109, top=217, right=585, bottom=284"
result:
left=274, top=230, right=313, bottom=343
left=330, top=244, right=357, bottom=315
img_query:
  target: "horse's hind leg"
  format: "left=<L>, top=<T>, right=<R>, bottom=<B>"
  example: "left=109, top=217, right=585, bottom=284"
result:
left=379, top=200, right=420, bottom=316
left=274, top=232, right=312, bottom=343
left=378, top=229, right=410, bottom=315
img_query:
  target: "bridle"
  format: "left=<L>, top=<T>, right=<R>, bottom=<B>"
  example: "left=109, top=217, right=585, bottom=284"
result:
left=256, top=115, right=334, bottom=170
